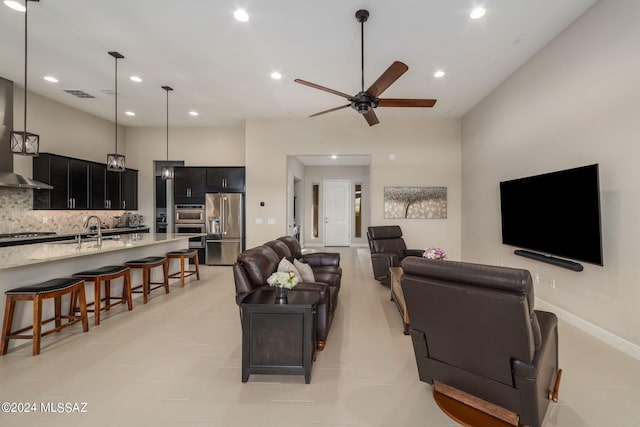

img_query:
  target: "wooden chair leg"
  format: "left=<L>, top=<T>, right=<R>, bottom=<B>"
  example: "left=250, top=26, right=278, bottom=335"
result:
left=163, top=260, right=170, bottom=293
left=93, top=279, right=102, bottom=326
left=194, top=253, right=200, bottom=280
left=32, top=295, right=42, bottom=356
left=54, top=295, right=62, bottom=328
left=142, top=267, right=149, bottom=304
left=105, top=280, right=112, bottom=311
left=77, top=286, right=90, bottom=332
left=180, top=256, right=186, bottom=287
left=1, top=296, right=16, bottom=355
left=124, top=271, right=133, bottom=310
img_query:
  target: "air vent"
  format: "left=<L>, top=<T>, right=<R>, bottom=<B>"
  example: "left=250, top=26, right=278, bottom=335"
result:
left=64, top=89, right=95, bottom=98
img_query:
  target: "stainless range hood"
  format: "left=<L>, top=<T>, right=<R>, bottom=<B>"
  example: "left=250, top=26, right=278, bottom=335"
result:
left=0, top=77, right=52, bottom=190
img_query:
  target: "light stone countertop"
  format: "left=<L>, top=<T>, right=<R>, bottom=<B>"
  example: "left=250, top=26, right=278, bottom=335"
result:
left=0, top=233, right=204, bottom=270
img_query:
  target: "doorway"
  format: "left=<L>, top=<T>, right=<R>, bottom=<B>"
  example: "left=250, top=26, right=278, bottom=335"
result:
left=323, top=179, right=351, bottom=246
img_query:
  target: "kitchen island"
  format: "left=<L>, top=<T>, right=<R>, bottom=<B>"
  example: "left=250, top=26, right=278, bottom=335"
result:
left=0, top=233, right=204, bottom=352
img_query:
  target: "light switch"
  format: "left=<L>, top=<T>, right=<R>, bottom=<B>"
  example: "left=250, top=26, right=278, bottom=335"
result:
left=255, top=218, right=263, bottom=224
left=267, top=218, right=276, bottom=225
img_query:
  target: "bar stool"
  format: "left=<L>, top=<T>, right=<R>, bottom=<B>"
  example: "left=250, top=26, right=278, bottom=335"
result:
left=1, top=278, right=89, bottom=356
left=72, top=266, right=132, bottom=326
left=125, top=256, right=169, bottom=304
left=166, top=249, right=201, bottom=287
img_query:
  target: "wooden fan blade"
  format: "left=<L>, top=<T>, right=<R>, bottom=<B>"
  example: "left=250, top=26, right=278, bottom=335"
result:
left=378, top=98, right=437, bottom=108
left=309, top=104, right=351, bottom=118
left=294, top=79, right=353, bottom=99
left=363, top=109, right=379, bottom=126
left=366, top=61, right=409, bottom=98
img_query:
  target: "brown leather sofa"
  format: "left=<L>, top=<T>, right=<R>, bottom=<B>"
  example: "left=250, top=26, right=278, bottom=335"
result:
left=233, top=237, right=341, bottom=350
left=401, top=256, right=561, bottom=427
left=367, top=226, right=424, bottom=286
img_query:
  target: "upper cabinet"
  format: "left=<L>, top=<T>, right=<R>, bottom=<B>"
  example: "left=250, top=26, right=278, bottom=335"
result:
left=90, top=164, right=121, bottom=209
left=206, top=167, right=245, bottom=193
left=34, top=154, right=89, bottom=210
left=174, top=167, right=206, bottom=204
left=121, top=169, right=138, bottom=210
left=33, top=153, right=138, bottom=210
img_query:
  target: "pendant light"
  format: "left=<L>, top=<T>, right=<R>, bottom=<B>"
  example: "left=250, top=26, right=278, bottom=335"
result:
left=106, top=51, right=125, bottom=172
left=10, top=0, right=40, bottom=156
left=160, top=85, right=174, bottom=180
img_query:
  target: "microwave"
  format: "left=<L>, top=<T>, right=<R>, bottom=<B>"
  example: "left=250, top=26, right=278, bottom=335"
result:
left=175, top=204, right=205, bottom=223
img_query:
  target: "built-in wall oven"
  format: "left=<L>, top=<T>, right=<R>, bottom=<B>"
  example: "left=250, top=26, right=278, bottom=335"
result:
left=174, top=223, right=206, bottom=248
left=174, top=205, right=206, bottom=259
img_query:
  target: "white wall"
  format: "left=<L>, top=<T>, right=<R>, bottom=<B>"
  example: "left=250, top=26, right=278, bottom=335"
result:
left=461, top=0, right=640, bottom=351
left=124, top=126, right=245, bottom=225
left=12, top=88, right=123, bottom=178
left=245, top=117, right=462, bottom=254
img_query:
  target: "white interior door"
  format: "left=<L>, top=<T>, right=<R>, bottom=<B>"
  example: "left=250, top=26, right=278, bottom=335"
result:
left=324, top=179, right=351, bottom=246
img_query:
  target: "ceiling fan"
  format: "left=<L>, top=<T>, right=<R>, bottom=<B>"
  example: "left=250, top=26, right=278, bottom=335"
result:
left=295, top=9, right=437, bottom=126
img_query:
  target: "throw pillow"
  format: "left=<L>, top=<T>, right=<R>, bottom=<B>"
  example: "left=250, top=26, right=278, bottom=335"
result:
left=278, top=257, right=301, bottom=281
left=294, top=258, right=315, bottom=283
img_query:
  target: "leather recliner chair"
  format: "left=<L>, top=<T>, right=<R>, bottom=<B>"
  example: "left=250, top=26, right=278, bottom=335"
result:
left=367, top=226, right=424, bottom=286
left=401, top=256, right=561, bottom=427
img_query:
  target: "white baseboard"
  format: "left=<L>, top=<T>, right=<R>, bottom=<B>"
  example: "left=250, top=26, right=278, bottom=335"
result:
left=536, top=298, right=640, bottom=361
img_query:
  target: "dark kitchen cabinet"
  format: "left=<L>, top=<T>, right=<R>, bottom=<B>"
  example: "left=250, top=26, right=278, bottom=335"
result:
left=33, top=153, right=89, bottom=210
left=174, top=167, right=206, bottom=204
left=206, top=167, right=245, bottom=192
left=155, top=176, right=167, bottom=208
left=90, top=164, right=121, bottom=209
left=121, top=168, right=138, bottom=210
left=34, top=153, right=138, bottom=211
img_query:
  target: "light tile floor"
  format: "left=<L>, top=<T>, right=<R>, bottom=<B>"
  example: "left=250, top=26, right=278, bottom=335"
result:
left=1, top=247, right=639, bottom=426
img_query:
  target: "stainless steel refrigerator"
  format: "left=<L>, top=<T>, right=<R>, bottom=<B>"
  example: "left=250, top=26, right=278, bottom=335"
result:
left=205, top=193, right=244, bottom=265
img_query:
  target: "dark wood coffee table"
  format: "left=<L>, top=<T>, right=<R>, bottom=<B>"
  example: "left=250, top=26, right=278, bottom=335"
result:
left=240, top=289, right=319, bottom=384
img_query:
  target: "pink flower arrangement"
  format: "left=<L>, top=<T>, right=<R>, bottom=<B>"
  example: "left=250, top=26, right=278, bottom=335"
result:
left=423, top=247, right=447, bottom=260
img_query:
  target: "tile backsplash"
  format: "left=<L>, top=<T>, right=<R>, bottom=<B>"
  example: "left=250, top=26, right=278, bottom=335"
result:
left=0, top=188, right=139, bottom=234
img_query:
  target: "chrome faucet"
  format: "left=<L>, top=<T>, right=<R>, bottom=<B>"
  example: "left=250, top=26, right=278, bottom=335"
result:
left=72, top=223, right=82, bottom=250
left=84, top=215, right=102, bottom=247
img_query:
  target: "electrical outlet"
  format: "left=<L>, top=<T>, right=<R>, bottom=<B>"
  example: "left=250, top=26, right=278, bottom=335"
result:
left=42, top=217, right=48, bottom=224
left=534, top=273, right=540, bottom=284
left=549, top=279, right=556, bottom=289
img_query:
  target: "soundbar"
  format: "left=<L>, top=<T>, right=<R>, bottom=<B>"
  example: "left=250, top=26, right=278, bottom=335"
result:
left=514, top=250, right=584, bottom=272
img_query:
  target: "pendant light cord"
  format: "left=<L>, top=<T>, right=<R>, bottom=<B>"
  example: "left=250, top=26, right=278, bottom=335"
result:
left=166, top=88, right=169, bottom=161
left=23, top=0, right=29, bottom=134
left=114, top=56, right=118, bottom=155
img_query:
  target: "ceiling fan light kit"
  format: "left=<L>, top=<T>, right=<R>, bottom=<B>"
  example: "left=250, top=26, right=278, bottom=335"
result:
left=295, top=9, right=437, bottom=126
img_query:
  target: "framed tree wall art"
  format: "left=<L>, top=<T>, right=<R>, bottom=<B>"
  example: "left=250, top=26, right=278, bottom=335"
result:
left=384, top=186, right=447, bottom=219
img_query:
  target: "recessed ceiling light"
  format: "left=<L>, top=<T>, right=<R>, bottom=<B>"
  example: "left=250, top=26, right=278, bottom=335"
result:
left=270, top=71, right=282, bottom=80
left=331, top=155, right=338, bottom=160
left=434, top=70, right=445, bottom=78
left=130, top=76, right=142, bottom=83
left=4, top=1, right=25, bottom=12
left=234, top=8, right=249, bottom=22
left=470, top=7, right=486, bottom=19
left=44, top=76, right=58, bottom=83
left=189, top=111, right=199, bottom=116
left=125, top=111, right=135, bottom=116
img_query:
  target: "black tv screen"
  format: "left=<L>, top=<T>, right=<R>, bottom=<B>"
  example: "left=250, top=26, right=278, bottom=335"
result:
left=499, top=164, right=603, bottom=266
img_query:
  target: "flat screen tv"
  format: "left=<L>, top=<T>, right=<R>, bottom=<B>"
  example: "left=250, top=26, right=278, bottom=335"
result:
left=499, top=164, right=603, bottom=267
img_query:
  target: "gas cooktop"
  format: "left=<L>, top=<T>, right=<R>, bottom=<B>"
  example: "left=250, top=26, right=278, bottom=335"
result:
left=0, top=231, right=57, bottom=239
